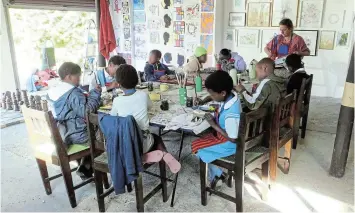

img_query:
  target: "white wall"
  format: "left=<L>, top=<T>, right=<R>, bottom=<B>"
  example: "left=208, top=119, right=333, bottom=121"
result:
left=0, top=1, right=17, bottom=92
left=221, top=0, right=354, bottom=98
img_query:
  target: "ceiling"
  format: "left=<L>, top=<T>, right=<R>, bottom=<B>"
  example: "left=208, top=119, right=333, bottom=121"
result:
left=4, top=0, right=96, bottom=11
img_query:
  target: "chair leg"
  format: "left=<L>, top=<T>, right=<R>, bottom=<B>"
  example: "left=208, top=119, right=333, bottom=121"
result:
left=269, top=144, right=278, bottom=183
left=227, top=170, right=233, bottom=188
left=261, top=161, right=269, bottom=201
left=102, top=173, right=110, bottom=189
left=283, top=139, right=292, bottom=174
left=60, top=159, right=77, bottom=208
left=234, top=168, right=243, bottom=212
left=292, top=117, right=301, bottom=149
left=134, top=174, right=144, bottom=212
left=159, top=160, right=168, bottom=202
left=127, top=183, right=133, bottom=192
left=94, top=170, right=105, bottom=212
left=36, top=158, right=52, bottom=195
left=199, top=159, right=208, bottom=206
left=301, top=112, right=309, bottom=138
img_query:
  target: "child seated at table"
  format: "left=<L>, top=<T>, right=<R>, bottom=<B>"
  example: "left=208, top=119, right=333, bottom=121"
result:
left=47, top=62, right=101, bottom=179
left=192, top=71, right=242, bottom=187
left=235, top=57, right=286, bottom=110
left=144, top=50, right=174, bottom=82
left=219, top=48, right=247, bottom=72
left=183, top=46, right=208, bottom=79
left=284, top=53, right=309, bottom=96
left=110, top=64, right=181, bottom=173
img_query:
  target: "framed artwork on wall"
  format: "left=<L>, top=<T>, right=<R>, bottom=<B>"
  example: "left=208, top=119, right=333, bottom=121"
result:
left=229, top=12, right=246, bottom=27
left=237, top=29, right=259, bottom=48
left=299, top=0, right=324, bottom=28
left=294, top=30, right=318, bottom=56
left=336, top=31, right=351, bottom=48
left=319, top=31, right=336, bottom=50
left=261, top=29, right=279, bottom=53
left=322, top=1, right=346, bottom=28
left=271, top=0, right=299, bottom=27
left=247, top=2, right=271, bottom=27
left=234, top=0, right=246, bottom=11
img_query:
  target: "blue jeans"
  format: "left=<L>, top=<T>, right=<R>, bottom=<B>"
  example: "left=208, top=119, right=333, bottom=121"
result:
left=208, top=164, right=223, bottom=182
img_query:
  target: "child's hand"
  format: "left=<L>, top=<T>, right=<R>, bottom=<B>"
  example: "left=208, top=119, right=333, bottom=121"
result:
left=235, top=84, right=246, bottom=93
left=95, top=85, right=102, bottom=92
left=160, top=75, right=169, bottom=81
left=204, top=113, right=216, bottom=127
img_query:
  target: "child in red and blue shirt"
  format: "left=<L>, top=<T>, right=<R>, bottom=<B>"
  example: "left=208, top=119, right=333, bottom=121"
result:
left=144, top=50, right=175, bottom=82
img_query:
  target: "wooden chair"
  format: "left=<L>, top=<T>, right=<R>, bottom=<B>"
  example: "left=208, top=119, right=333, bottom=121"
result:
left=293, top=74, right=313, bottom=149
left=199, top=107, right=272, bottom=212
left=21, top=106, right=93, bottom=208
left=86, top=113, right=168, bottom=212
left=269, top=92, right=297, bottom=182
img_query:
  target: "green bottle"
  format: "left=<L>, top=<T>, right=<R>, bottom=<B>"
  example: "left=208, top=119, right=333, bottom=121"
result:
left=195, top=75, right=202, bottom=92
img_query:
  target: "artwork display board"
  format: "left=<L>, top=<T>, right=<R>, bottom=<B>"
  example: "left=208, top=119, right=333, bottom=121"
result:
left=294, top=30, right=319, bottom=56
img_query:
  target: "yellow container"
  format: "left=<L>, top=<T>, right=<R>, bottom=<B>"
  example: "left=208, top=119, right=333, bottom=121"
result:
left=149, top=93, right=161, bottom=101
left=160, top=83, right=169, bottom=92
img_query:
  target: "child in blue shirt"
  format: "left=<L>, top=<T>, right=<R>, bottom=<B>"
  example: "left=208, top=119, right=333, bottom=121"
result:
left=192, top=71, right=241, bottom=187
left=144, top=50, right=174, bottom=82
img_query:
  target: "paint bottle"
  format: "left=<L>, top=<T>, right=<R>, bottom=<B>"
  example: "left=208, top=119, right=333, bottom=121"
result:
left=229, top=68, right=238, bottom=86
left=195, top=75, right=203, bottom=92
left=249, top=59, right=257, bottom=79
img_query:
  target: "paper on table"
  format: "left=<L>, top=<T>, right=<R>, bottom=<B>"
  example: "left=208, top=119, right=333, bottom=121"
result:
left=163, top=113, right=211, bottom=134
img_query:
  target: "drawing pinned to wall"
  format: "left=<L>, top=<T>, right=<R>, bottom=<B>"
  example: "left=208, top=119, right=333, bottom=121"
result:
left=134, top=36, right=147, bottom=48
left=201, top=13, right=214, bottom=34
left=122, top=5, right=129, bottom=14
left=336, top=31, right=350, bottom=47
left=112, top=0, right=120, bottom=14
left=174, top=7, right=185, bottom=20
left=134, top=24, right=147, bottom=33
left=147, top=3, right=160, bottom=16
left=123, top=28, right=131, bottom=39
left=122, top=1, right=129, bottom=9
left=225, top=30, right=234, bottom=42
left=237, top=29, right=259, bottom=48
left=124, top=40, right=132, bottom=52
left=174, top=34, right=184, bottom=47
left=148, top=19, right=164, bottom=30
left=299, top=0, right=324, bottom=28
left=163, top=32, right=171, bottom=45
left=185, top=4, right=200, bottom=21
left=185, top=42, right=198, bottom=55
left=119, top=53, right=132, bottom=65
left=123, top=15, right=130, bottom=26
left=164, top=13, right=173, bottom=28
left=293, top=30, right=318, bottom=56
left=173, top=21, right=185, bottom=34
left=200, top=35, right=213, bottom=54
left=133, top=0, right=145, bottom=10
left=319, top=31, right=335, bottom=50
left=174, top=0, right=183, bottom=4
left=177, top=53, right=185, bottom=67
left=271, top=0, right=299, bottom=27
left=234, top=0, right=246, bottom=10
left=201, top=0, right=214, bottom=12
left=150, top=32, right=161, bottom=44
left=161, top=0, right=172, bottom=9
left=163, top=52, right=173, bottom=64
left=135, top=49, right=148, bottom=60
left=134, top=11, right=146, bottom=23
left=229, top=12, right=245, bottom=27
left=261, top=29, right=279, bottom=53
left=247, top=2, right=271, bottom=27
left=322, top=1, right=345, bottom=28
left=186, top=22, right=198, bottom=37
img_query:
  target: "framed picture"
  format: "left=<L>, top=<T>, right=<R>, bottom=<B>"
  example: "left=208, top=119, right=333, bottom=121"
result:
left=322, top=1, right=346, bottom=28
left=229, top=12, right=246, bottom=27
left=234, top=0, right=246, bottom=11
left=237, top=29, right=259, bottom=48
left=271, top=0, right=299, bottom=27
left=336, top=31, right=351, bottom=48
left=299, top=0, right=324, bottom=28
left=294, top=30, right=318, bottom=56
left=225, top=29, right=234, bottom=42
left=319, top=31, right=335, bottom=50
left=247, top=2, right=271, bottom=27
left=261, top=29, right=279, bottom=52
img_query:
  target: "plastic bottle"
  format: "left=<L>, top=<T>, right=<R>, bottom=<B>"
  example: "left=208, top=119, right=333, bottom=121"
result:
left=249, top=59, right=257, bottom=79
left=229, top=68, right=238, bottom=86
left=195, top=75, right=202, bottom=92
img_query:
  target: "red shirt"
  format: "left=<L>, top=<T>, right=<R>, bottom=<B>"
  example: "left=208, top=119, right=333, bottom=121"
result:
left=266, top=34, right=309, bottom=60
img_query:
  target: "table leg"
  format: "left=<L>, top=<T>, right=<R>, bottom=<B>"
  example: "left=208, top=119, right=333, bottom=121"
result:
left=170, top=131, right=185, bottom=207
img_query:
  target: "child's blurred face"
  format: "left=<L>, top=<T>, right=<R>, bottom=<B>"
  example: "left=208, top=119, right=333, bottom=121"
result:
left=219, top=53, right=230, bottom=61
left=148, top=53, right=159, bottom=64
left=207, top=89, right=226, bottom=102
left=256, top=64, right=268, bottom=81
left=198, top=54, right=207, bottom=64
left=64, top=73, right=81, bottom=86
left=108, top=63, right=119, bottom=77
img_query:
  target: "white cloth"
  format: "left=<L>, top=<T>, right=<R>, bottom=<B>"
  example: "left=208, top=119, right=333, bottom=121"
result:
left=110, top=91, right=152, bottom=131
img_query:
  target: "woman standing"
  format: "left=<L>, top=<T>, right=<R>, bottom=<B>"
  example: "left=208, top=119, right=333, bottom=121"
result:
left=264, top=18, right=310, bottom=60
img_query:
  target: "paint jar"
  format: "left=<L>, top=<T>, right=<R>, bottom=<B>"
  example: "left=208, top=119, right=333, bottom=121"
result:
left=148, top=82, right=154, bottom=91
left=186, top=97, right=193, bottom=107
left=160, top=100, right=169, bottom=111
left=195, top=76, right=203, bottom=92
left=179, top=88, right=187, bottom=105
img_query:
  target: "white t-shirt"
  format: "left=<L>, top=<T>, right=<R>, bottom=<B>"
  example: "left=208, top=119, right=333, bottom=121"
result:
left=110, top=90, right=152, bottom=131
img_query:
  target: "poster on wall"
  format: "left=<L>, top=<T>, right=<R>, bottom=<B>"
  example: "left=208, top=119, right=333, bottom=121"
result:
left=294, top=30, right=318, bottom=56
left=229, top=12, right=245, bottom=27
left=185, top=4, right=200, bottom=20
left=174, top=34, right=184, bottom=47
left=234, top=0, right=246, bottom=11
left=299, top=0, right=324, bottom=28
left=322, top=1, right=345, bottom=29
left=173, top=21, right=185, bottom=34
left=201, top=0, right=214, bottom=12
left=133, top=0, right=145, bottom=10
left=174, top=6, right=185, bottom=20
left=201, top=13, right=214, bottom=34
left=237, top=29, right=259, bottom=48
left=163, top=11, right=173, bottom=28
left=271, top=0, right=299, bottom=27
left=185, top=22, right=199, bottom=38
left=247, top=2, right=271, bottom=27
left=147, top=1, right=160, bottom=16
left=133, top=11, right=146, bottom=23
left=200, top=35, right=213, bottom=54
left=261, top=29, right=279, bottom=52
left=161, top=0, right=172, bottom=9
left=336, top=31, right=351, bottom=48
left=319, top=31, right=335, bottom=50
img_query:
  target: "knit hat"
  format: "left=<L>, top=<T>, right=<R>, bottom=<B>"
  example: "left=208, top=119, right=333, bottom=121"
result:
left=194, top=46, right=207, bottom=57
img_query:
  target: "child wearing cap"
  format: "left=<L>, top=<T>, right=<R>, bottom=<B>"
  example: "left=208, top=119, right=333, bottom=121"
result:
left=183, top=46, right=208, bottom=78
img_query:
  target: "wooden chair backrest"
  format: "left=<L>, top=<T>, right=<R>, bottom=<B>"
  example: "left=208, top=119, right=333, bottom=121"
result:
left=295, top=78, right=307, bottom=115
left=86, top=113, right=105, bottom=152
left=21, top=105, right=66, bottom=154
left=275, top=91, right=296, bottom=129
left=303, top=74, right=313, bottom=107
left=237, top=107, right=271, bottom=154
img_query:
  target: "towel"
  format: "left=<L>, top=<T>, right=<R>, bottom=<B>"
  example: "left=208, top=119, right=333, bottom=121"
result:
left=99, top=0, right=117, bottom=59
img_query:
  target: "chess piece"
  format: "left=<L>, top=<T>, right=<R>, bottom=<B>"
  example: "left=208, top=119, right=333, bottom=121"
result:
left=22, top=90, right=29, bottom=107
left=16, top=89, right=22, bottom=102
left=13, top=99, right=19, bottom=111
left=35, top=96, right=42, bottom=111
left=41, top=100, right=48, bottom=112
left=29, top=96, right=36, bottom=109
left=6, top=96, right=13, bottom=110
